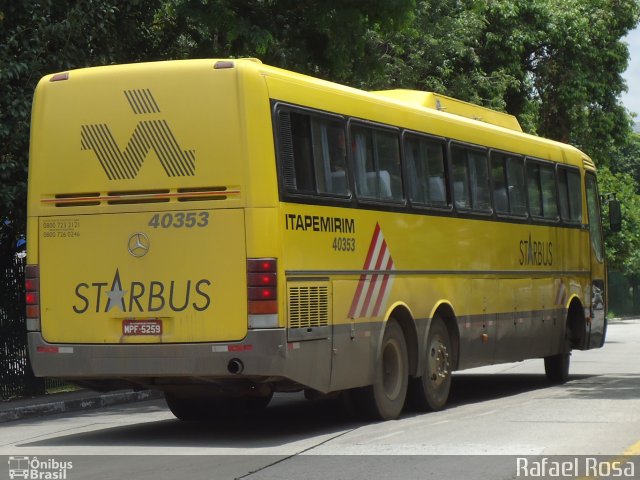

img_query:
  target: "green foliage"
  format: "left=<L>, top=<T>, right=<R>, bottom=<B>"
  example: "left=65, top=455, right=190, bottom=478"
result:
left=0, top=1, right=168, bottom=239
left=599, top=166, right=640, bottom=279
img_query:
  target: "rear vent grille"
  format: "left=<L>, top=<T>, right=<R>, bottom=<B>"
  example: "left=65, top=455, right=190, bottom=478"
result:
left=288, top=285, right=329, bottom=329
left=107, top=189, right=170, bottom=205
left=49, top=193, right=101, bottom=207
left=43, top=186, right=240, bottom=207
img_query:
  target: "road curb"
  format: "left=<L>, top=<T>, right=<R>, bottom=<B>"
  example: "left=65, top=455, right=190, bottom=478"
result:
left=0, top=389, right=164, bottom=423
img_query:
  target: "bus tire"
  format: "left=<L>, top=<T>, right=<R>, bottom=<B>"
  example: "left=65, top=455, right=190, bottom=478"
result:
left=545, top=326, right=572, bottom=383
left=410, top=316, right=452, bottom=411
left=544, top=353, right=570, bottom=382
left=356, top=319, right=409, bottom=420
left=165, top=394, right=207, bottom=421
left=166, top=394, right=267, bottom=420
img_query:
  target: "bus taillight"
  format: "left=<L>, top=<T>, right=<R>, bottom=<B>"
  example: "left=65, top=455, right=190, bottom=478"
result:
left=25, top=264, right=41, bottom=331
left=247, top=258, right=278, bottom=327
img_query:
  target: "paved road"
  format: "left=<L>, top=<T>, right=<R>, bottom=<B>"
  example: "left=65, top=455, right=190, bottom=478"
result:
left=2, top=319, right=640, bottom=479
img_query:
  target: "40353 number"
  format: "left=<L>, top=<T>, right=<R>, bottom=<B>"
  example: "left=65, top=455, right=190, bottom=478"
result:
left=148, top=212, right=209, bottom=229
left=333, top=237, right=355, bottom=252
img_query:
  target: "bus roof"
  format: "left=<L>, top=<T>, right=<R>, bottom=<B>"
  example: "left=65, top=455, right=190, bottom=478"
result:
left=235, top=58, right=592, bottom=170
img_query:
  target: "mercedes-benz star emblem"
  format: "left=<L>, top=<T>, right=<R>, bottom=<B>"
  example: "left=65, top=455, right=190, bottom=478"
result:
left=127, top=232, right=150, bottom=258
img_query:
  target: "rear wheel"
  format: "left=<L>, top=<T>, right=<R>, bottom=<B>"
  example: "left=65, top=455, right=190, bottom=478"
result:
left=351, top=319, right=409, bottom=420
left=545, top=326, right=571, bottom=383
left=410, top=316, right=453, bottom=411
left=165, top=392, right=272, bottom=421
left=165, top=394, right=211, bottom=421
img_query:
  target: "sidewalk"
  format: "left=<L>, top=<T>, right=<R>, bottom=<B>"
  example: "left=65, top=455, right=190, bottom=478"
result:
left=0, top=389, right=164, bottom=423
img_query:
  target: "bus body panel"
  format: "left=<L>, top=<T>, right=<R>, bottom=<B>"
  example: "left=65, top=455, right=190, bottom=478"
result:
left=29, top=60, right=257, bottom=346
left=39, top=209, right=248, bottom=344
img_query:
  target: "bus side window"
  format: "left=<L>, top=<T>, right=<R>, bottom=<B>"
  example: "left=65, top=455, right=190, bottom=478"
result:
left=310, top=117, right=349, bottom=195
left=278, top=108, right=349, bottom=197
left=506, top=156, right=527, bottom=216
left=585, top=173, right=604, bottom=262
left=558, top=167, right=582, bottom=223
left=351, top=124, right=403, bottom=202
left=404, top=134, right=448, bottom=207
left=288, top=112, right=315, bottom=193
left=451, top=144, right=491, bottom=213
left=527, top=160, right=559, bottom=221
left=491, top=152, right=527, bottom=217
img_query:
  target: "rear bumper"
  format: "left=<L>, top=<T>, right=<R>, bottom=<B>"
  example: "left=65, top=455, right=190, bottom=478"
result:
left=28, top=329, right=333, bottom=393
left=28, top=330, right=287, bottom=378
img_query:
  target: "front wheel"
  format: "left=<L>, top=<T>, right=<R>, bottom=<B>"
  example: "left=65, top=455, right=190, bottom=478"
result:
left=409, top=316, right=453, bottom=411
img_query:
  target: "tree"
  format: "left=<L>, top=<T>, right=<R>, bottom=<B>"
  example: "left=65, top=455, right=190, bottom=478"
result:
left=0, top=0, right=168, bottom=246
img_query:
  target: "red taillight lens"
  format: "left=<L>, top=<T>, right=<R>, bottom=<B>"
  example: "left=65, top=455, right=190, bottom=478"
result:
left=247, top=258, right=277, bottom=316
left=26, top=292, right=38, bottom=305
left=248, top=286, right=277, bottom=301
left=247, top=258, right=277, bottom=273
left=25, top=278, right=39, bottom=292
left=247, top=273, right=276, bottom=286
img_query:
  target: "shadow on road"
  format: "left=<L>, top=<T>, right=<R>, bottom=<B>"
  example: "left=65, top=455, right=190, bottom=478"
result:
left=20, top=393, right=361, bottom=449
left=21, top=372, right=638, bottom=449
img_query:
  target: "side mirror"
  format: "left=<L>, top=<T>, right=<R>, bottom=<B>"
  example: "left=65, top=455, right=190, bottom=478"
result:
left=609, top=199, right=622, bottom=233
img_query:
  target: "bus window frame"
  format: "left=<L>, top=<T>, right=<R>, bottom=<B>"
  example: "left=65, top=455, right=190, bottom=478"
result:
left=524, top=156, right=561, bottom=224
left=272, top=102, right=353, bottom=205
left=401, top=130, right=452, bottom=213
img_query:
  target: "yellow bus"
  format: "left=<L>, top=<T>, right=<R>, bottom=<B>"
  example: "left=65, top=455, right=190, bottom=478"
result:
left=26, top=59, right=617, bottom=420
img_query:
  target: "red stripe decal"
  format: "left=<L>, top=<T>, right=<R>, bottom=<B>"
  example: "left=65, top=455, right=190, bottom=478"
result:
left=348, top=223, right=395, bottom=319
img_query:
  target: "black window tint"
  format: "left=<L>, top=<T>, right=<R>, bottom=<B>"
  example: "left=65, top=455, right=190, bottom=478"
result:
left=404, top=134, right=448, bottom=207
left=279, top=109, right=349, bottom=196
left=558, top=167, right=582, bottom=223
left=351, top=124, right=403, bottom=201
left=451, top=145, right=490, bottom=213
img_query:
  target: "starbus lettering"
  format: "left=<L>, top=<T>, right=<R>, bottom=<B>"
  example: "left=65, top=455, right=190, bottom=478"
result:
left=519, top=233, right=553, bottom=266
left=285, top=214, right=355, bottom=233
left=72, top=269, right=211, bottom=314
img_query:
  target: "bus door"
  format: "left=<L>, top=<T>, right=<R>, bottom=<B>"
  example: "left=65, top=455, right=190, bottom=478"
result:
left=585, top=172, right=606, bottom=348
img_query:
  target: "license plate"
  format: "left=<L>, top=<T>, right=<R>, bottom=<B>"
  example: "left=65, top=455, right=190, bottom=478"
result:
left=122, top=319, right=162, bottom=336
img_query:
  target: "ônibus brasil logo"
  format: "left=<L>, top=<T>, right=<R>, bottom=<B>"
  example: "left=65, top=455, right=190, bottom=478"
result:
left=72, top=269, right=212, bottom=314
left=80, top=89, right=195, bottom=180
left=8, top=456, right=73, bottom=480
